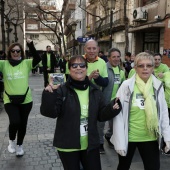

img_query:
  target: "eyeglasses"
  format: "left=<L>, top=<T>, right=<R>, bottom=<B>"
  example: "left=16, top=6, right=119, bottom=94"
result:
left=71, top=63, right=86, bottom=69
left=11, top=49, right=21, bottom=53
left=136, top=64, right=153, bottom=69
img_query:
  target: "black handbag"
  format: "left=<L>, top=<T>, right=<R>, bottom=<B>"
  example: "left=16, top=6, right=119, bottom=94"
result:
left=5, top=87, right=29, bottom=104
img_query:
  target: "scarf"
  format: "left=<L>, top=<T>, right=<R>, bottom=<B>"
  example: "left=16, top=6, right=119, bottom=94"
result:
left=135, top=74, right=159, bottom=136
left=9, top=58, right=22, bottom=66
left=69, top=76, right=90, bottom=90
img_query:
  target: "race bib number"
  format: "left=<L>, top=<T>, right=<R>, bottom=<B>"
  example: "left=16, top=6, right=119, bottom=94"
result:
left=80, top=119, right=88, bottom=136
left=136, top=94, right=145, bottom=109
left=114, top=74, right=121, bottom=84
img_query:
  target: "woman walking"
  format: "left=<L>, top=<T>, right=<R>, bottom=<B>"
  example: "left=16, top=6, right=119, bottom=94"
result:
left=0, top=39, right=41, bottom=157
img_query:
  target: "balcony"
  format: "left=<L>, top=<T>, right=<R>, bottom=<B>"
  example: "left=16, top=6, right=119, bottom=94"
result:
left=95, top=9, right=125, bottom=32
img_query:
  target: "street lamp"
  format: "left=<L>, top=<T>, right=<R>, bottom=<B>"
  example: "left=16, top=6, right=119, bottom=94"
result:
left=71, top=23, right=77, bottom=55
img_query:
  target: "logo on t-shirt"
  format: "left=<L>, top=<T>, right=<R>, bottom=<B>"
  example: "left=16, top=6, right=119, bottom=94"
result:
left=7, top=70, right=25, bottom=80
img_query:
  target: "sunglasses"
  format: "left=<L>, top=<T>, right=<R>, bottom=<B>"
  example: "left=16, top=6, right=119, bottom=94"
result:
left=136, top=64, right=153, bottom=69
left=11, top=49, right=21, bottom=53
left=71, top=63, right=86, bottom=69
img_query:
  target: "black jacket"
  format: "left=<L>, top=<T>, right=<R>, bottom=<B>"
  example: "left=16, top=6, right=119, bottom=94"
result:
left=41, top=52, right=57, bottom=73
left=40, top=80, right=121, bottom=151
left=27, top=41, right=41, bottom=68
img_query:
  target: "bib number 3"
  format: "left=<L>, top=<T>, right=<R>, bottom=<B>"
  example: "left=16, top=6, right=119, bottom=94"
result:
left=136, top=99, right=145, bottom=109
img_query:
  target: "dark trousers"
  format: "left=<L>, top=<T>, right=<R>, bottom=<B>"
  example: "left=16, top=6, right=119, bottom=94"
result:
left=58, top=148, right=101, bottom=170
left=117, top=141, right=160, bottom=170
left=4, top=102, right=33, bottom=145
left=43, top=70, right=54, bottom=87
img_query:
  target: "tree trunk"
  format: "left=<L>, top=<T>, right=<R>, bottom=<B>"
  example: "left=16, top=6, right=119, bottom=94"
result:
left=124, top=0, right=129, bottom=53
left=14, top=24, right=18, bottom=42
left=1, top=0, right=6, bottom=51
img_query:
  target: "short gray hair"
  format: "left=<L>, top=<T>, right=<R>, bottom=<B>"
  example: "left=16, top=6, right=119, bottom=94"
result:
left=108, top=48, right=121, bottom=58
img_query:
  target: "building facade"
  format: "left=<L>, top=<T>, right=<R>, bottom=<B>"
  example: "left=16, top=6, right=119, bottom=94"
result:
left=129, top=0, right=170, bottom=65
left=62, top=0, right=170, bottom=65
left=24, top=0, right=60, bottom=54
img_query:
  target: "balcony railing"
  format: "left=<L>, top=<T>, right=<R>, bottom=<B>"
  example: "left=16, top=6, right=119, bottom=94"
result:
left=86, top=9, right=125, bottom=35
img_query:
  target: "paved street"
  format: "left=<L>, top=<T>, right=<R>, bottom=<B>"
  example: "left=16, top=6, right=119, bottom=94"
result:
left=0, top=74, right=170, bottom=170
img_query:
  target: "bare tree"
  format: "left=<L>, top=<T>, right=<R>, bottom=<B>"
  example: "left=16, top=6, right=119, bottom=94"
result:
left=124, top=0, right=129, bottom=53
left=78, top=0, right=109, bottom=40
left=0, top=0, right=5, bottom=51
left=5, top=0, right=25, bottom=42
left=24, top=0, right=66, bottom=56
left=79, top=0, right=130, bottom=52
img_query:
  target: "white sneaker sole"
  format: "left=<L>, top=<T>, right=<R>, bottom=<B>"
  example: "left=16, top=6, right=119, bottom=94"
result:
left=16, top=152, right=24, bottom=157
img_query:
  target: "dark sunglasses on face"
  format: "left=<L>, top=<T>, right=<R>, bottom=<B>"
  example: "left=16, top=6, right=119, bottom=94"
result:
left=71, top=63, right=86, bottom=69
left=11, top=49, right=21, bottom=53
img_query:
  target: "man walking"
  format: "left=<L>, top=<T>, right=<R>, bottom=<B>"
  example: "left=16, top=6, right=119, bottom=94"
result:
left=103, top=48, right=125, bottom=148
left=84, top=39, right=109, bottom=153
left=41, top=45, right=57, bottom=87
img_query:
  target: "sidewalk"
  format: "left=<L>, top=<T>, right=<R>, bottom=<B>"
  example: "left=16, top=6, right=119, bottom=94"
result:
left=0, top=74, right=169, bottom=170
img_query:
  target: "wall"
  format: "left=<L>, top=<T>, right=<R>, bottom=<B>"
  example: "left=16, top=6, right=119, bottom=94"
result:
left=162, top=18, right=170, bottom=66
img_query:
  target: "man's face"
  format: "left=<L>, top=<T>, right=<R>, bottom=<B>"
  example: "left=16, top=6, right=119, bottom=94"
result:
left=154, top=55, right=161, bottom=68
left=125, top=55, right=130, bottom=61
left=84, top=41, right=99, bottom=61
left=108, top=51, right=120, bottom=67
left=47, top=46, right=51, bottom=52
left=98, top=52, right=102, bottom=57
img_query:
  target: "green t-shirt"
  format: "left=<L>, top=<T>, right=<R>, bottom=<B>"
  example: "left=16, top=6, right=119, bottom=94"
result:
left=57, top=87, right=89, bottom=152
left=128, top=68, right=136, bottom=79
left=87, top=58, right=108, bottom=87
left=163, top=72, right=170, bottom=108
left=111, top=67, right=125, bottom=100
left=0, top=60, right=33, bottom=104
left=128, top=84, right=157, bottom=142
left=154, top=63, right=169, bottom=82
left=65, top=62, right=69, bottom=74
left=47, top=53, right=51, bottom=69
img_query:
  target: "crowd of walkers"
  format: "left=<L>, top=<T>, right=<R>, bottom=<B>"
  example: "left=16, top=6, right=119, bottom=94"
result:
left=0, top=38, right=170, bottom=170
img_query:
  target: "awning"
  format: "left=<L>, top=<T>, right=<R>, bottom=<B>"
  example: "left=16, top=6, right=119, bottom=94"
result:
left=129, top=22, right=165, bottom=33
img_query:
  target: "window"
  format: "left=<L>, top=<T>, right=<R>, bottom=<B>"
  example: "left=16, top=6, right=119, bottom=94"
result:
left=27, top=13, right=38, bottom=19
left=27, top=2, right=37, bottom=7
left=27, top=24, right=38, bottom=30
left=40, top=23, right=56, bottom=28
left=79, top=21, right=81, bottom=29
left=143, top=32, right=159, bottom=53
left=30, top=34, right=39, bottom=40
left=47, top=34, right=55, bottom=40
left=143, top=0, right=157, bottom=6
left=40, top=0, right=56, bottom=6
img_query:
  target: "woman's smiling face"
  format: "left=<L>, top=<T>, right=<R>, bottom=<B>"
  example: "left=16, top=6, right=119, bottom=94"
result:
left=69, top=59, right=87, bottom=81
left=10, top=45, right=21, bottom=60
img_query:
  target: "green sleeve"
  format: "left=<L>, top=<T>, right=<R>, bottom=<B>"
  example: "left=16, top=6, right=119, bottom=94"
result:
left=128, top=69, right=136, bottom=79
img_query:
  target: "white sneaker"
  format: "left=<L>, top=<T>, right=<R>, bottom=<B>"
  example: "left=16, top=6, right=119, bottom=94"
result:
left=16, top=145, right=24, bottom=157
left=8, top=140, right=16, bottom=153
